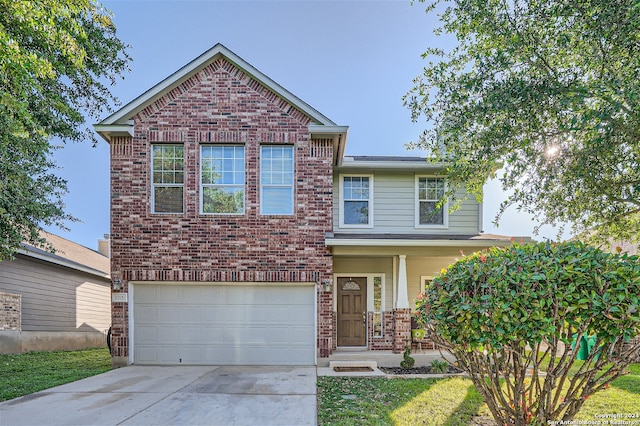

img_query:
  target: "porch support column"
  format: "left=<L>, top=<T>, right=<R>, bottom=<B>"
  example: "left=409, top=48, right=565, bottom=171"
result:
left=396, top=255, right=409, bottom=309
left=393, top=255, right=411, bottom=353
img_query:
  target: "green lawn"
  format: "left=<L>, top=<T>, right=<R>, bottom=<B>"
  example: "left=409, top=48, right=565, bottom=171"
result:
left=0, top=348, right=112, bottom=402
left=317, top=364, right=640, bottom=425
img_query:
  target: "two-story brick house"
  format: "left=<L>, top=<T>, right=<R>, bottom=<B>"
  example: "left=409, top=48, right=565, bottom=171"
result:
left=95, top=44, right=520, bottom=367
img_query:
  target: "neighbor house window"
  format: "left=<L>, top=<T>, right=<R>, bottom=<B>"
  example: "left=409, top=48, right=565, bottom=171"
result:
left=260, top=145, right=294, bottom=215
left=416, top=176, right=447, bottom=226
left=151, top=144, right=184, bottom=213
left=340, top=175, right=373, bottom=227
left=200, top=145, right=245, bottom=214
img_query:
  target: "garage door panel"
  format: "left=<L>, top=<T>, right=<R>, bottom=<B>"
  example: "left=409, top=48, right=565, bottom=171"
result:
left=181, top=326, right=202, bottom=343
left=157, top=306, right=181, bottom=322
left=180, top=306, right=202, bottom=322
left=158, top=325, right=184, bottom=344
left=136, top=306, right=158, bottom=322
left=136, top=326, right=158, bottom=343
left=133, top=284, right=315, bottom=365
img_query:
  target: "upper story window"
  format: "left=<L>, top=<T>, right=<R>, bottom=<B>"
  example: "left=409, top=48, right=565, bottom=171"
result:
left=151, top=144, right=184, bottom=213
left=260, top=145, right=294, bottom=215
left=200, top=145, right=245, bottom=214
left=416, top=176, right=447, bottom=227
left=340, top=175, right=373, bottom=227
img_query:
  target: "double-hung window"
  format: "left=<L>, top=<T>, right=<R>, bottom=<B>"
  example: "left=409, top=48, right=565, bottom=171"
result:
left=151, top=144, right=184, bottom=213
left=416, top=176, right=447, bottom=226
left=260, top=145, right=294, bottom=215
left=340, top=175, right=373, bottom=227
left=201, top=145, right=245, bottom=214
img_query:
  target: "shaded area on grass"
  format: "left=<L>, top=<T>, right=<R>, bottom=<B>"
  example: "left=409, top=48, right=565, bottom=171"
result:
left=317, top=376, right=488, bottom=425
left=318, top=364, right=640, bottom=425
left=0, top=348, right=112, bottom=401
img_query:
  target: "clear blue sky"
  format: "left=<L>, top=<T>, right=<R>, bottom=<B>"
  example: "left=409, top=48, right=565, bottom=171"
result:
left=45, top=0, right=565, bottom=250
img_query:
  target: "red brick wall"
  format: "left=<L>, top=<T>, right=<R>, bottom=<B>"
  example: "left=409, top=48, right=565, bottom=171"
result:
left=368, top=311, right=395, bottom=350
left=0, top=292, right=20, bottom=331
left=109, top=58, right=334, bottom=362
left=393, top=308, right=412, bottom=353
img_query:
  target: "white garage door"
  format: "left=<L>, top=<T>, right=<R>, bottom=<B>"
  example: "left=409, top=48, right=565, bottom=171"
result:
left=132, top=283, right=316, bottom=365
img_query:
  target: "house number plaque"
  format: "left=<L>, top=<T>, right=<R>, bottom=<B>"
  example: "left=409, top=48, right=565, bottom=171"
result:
left=112, top=293, right=128, bottom=303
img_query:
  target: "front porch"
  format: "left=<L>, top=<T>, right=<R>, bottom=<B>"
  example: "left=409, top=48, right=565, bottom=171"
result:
left=324, top=233, right=521, bottom=357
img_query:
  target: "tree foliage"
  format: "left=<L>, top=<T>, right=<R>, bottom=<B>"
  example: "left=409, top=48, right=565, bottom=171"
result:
left=0, top=0, right=130, bottom=259
left=416, top=241, right=640, bottom=424
left=405, top=0, right=640, bottom=243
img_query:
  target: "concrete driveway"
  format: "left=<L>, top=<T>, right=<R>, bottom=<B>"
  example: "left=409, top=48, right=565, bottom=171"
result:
left=0, top=365, right=317, bottom=425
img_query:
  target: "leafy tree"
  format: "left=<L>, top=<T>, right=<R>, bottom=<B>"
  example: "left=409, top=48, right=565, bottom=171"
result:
left=415, top=241, right=640, bottom=424
left=0, top=0, right=129, bottom=259
left=405, top=0, right=640, bottom=243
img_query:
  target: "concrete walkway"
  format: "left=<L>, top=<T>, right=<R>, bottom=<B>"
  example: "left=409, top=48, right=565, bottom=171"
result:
left=0, top=366, right=316, bottom=426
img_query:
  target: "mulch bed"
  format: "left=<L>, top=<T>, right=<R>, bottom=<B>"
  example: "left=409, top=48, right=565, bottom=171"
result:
left=379, top=365, right=463, bottom=375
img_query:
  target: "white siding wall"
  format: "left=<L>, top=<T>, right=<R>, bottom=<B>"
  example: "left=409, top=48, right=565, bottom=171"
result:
left=333, top=171, right=480, bottom=235
left=0, top=255, right=111, bottom=333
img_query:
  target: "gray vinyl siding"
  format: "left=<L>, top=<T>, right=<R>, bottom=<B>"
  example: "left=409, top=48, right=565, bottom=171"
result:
left=0, top=255, right=110, bottom=333
left=333, top=170, right=480, bottom=235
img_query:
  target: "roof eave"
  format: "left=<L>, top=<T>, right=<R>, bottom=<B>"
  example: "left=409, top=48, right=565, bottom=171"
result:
left=94, top=122, right=134, bottom=143
left=325, top=238, right=516, bottom=248
left=309, top=124, right=349, bottom=166
left=337, top=158, right=450, bottom=171
left=16, top=248, right=111, bottom=280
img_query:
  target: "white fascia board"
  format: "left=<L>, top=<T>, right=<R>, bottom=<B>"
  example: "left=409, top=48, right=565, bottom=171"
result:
left=93, top=123, right=134, bottom=143
left=325, top=238, right=514, bottom=248
left=308, top=125, right=349, bottom=135
left=16, top=248, right=111, bottom=280
left=336, top=160, right=449, bottom=171
left=97, top=43, right=336, bottom=127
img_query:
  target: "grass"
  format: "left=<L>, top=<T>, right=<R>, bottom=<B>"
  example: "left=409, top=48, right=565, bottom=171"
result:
left=0, top=348, right=112, bottom=402
left=317, top=376, right=487, bottom=425
left=317, top=364, right=640, bottom=425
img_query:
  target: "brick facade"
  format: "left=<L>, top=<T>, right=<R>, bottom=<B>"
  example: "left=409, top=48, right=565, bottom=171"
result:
left=0, top=292, right=21, bottom=331
left=109, top=58, right=334, bottom=362
left=367, top=311, right=395, bottom=351
left=393, top=308, right=412, bottom=353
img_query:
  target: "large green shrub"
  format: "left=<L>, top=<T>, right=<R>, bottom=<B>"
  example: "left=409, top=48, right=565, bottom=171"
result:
left=416, top=241, right=640, bottom=425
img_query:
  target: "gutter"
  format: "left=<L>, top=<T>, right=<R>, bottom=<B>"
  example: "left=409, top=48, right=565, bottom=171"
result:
left=16, top=248, right=111, bottom=280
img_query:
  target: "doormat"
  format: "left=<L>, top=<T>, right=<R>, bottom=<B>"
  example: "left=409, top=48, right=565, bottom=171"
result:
left=333, top=366, right=374, bottom=372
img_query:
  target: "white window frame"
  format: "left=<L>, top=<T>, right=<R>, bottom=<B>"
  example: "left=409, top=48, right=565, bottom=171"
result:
left=200, top=145, right=245, bottom=215
left=415, top=175, right=448, bottom=228
left=151, top=144, right=184, bottom=214
left=420, top=275, right=434, bottom=294
left=339, top=174, right=374, bottom=228
left=260, top=145, right=295, bottom=216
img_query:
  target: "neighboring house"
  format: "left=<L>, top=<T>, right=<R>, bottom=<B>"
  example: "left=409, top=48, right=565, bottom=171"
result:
left=95, top=43, right=525, bottom=367
left=0, top=233, right=111, bottom=354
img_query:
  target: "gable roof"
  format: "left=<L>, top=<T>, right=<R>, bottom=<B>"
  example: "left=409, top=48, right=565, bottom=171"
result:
left=17, top=232, right=110, bottom=279
left=95, top=43, right=348, bottom=156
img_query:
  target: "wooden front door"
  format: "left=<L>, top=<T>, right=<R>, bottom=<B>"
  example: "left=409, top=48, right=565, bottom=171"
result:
left=337, top=277, right=367, bottom=346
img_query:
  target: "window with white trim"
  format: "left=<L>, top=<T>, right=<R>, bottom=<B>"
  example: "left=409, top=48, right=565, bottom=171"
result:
left=372, top=276, right=383, bottom=337
left=151, top=144, right=184, bottom=213
left=340, top=175, right=373, bottom=227
left=260, top=145, right=294, bottom=215
left=420, top=275, right=434, bottom=293
left=416, top=176, right=447, bottom=226
left=200, top=145, right=245, bottom=214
